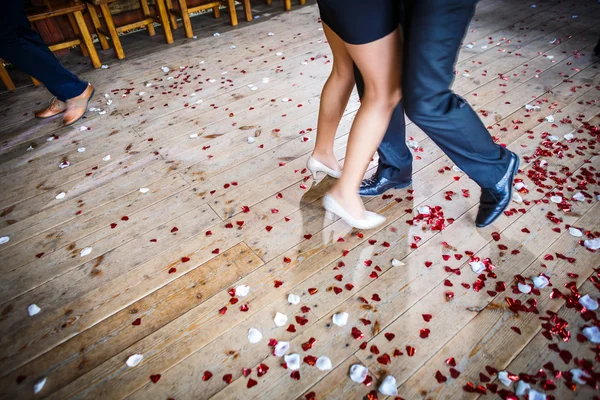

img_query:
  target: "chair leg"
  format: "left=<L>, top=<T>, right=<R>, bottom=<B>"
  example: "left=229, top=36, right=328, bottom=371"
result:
left=31, top=77, right=42, bottom=86
left=155, top=0, right=174, bottom=44
left=164, top=0, right=178, bottom=30
left=86, top=3, right=110, bottom=50
left=73, top=10, right=102, bottom=68
left=99, top=3, right=125, bottom=59
left=67, top=13, right=89, bottom=57
left=177, top=0, right=193, bottom=38
left=226, top=0, right=238, bottom=26
left=266, top=0, right=272, bottom=4
left=299, top=0, right=305, bottom=4
left=0, top=62, right=16, bottom=92
left=139, top=0, right=156, bottom=36
left=243, top=0, right=252, bottom=21
left=283, top=0, right=291, bottom=11
left=213, top=4, right=221, bottom=18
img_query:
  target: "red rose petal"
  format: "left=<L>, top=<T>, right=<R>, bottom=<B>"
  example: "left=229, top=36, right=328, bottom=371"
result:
left=202, top=371, right=213, bottom=381
left=223, top=374, right=233, bottom=384
left=168, top=267, right=177, bottom=274
left=435, top=370, right=447, bottom=383
left=132, top=318, right=142, bottom=326
left=385, top=332, right=395, bottom=341
left=308, top=288, right=318, bottom=295
left=247, top=378, right=258, bottom=388
left=274, top=280, right=284, bottom=288
left=422, top=314, right=433, bottom=322
left=150, top=374, right=161, bottom=383
left=181, top=257, right=190, bottom=263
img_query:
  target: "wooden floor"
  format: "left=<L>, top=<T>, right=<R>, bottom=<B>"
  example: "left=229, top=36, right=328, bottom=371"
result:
left=0, top=0, right=599, bottom=399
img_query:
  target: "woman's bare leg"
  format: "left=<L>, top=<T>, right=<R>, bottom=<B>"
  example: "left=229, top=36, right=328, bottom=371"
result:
left=312, top=23, right=355, bottom=172
left=329, top=28, right=402, bottom=219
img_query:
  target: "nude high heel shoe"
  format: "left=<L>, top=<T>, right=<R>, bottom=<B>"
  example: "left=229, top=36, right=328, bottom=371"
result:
left=323, top=194, right=386, bottom=230
left=307, top=155, right=342, bottom=179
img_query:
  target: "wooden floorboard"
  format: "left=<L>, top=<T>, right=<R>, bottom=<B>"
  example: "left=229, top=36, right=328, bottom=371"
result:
left=0, top=0, right=598, bottom=399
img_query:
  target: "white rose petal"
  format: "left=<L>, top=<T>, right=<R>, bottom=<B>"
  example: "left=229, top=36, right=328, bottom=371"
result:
left=250, top=86, right=258, bottom=91
left=47, top=136, right=55, bottom=142
left=584, top=238, right=600, bottom=250
left=462, top=73, right=470, bottom=78
left=378, top=375, right=398, bottom=396
left=213, top=32, right=220, bottom=37
left=276, top=52, right=283, bottom=56
left=106, top=99, right=113, bottom=106
left=564, top=133, right=574, bottom=141
left=274, top=341, right=290, bottom=357
left=583, top=326, right=600, bottom=343
left=55, top=192, right=66, bottom=200
left=528, top=389, right=547, bottom=400
left=533, top=275, right=550, bottom=289
left=288, top=294, right=300, bottom=305
left=539, top=160, right=548, bottom=167
left=77, top=147, right=86, bottom=153
left=516, top=380, right=531, bottom=396
left=573, top=192, right=585, bottom=201
left=235, top=284, right=250, bottom=297
left=0, top=236, right=9, bottom=245
left=59, top=161, right=70, bottom=169
left=27, top=145, right=34, bottom=151
left=550, top=196, right=563, bottom=203
left=417, top=206, right=431, bottom=215
left=262, top=77, right=270, bottom=83
left=189, top=133, right=199, bottom=138
left=407, top=140, right=420, bottom=149
left=349, top=364, right=368, bottom=383
left=470, top=261, right=486, bottom=274
left=268, top=32, right=274, bottom=36
left=545, top=115, right=555, bottom=123
left=514, top=182, right=526, bottom=190
left=281, top=97, right=290, bottom=102
left=161, top=66, right=170, bottom=73
left=498, top=371, right=513, bottom=387
left=284, top=354, right=300, bottom=370
left=101, top=64, right=109, bottom=69
left=465, top=43, right=474, bottom=49
left=126, top=354, right=144, bottom=367
left=230, top=45, right=236, bottom=49
left=103, top=155, right=111, bottom=162
left=512, top=192, right=523, bottom=203
left=33, top=377, right=47, bottom=394
left=316, top=356, right=332, bottom=371
left=580, top=295, right=599, bottom=311
left=548, top=135, right=559, bottom=142
left=571, top=368, right=591, bottom=384
left=80, top=247, right=92, bottom=257
left=248, top=328, right=262, bottom=343
left=332, top=312, right=349, bottom=327
left=247, top=137, right=256, bottom=144
left=28, top=304, right=41, bottom=316
left=452, top=165, right=462, bottom=172
left=139, top=188, right=150, bottom=193
left=518, top=283, right=532, bottom=294
left=208, top=79, right=216, bottom=83
left=525, top=104, right=540, bottom=111
left=79, top=126, right=89, bottom=131
left=274, top=312, right=288, bottom=327
left=392, top=258, right=405, bottom=267
left=569, top=227, right=583, bottom=237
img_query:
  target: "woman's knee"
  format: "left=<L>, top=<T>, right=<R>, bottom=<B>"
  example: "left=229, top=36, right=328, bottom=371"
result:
left=363, top=85, right=402, bottom=111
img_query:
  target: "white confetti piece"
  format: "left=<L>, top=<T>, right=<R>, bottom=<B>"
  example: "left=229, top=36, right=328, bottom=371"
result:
left=80, top=126, right=89, bottom=131
left=417, top=206, right=431, bottom=215
left=517, top=283, right=532, bottom=294
left=285, top=354, right=301, bottom=370
left=378, top=375, right=398, bottom=396
left=528, top=389, right=547, bottom=400
left=498, top=371, right=513, bottom=387
left=274, top=341, right=290, bottom=357
left=80, top=247, right=92, bottom=257
left=208, top=79, right=216, bottom=83
left=287, top=294, right=300, bottom=304
left=250, top=86, right=258, bottom=91
left=77, top=147, right=86, bottom=153
left=103, top=155, right=111, bottom=161
left=262, top=77, right=270, bottom=83
left=584, top=238, right=600, bottom=250
left=406, top=140, right=420, bottom=149
left=332, top=312, right=348, bottom=327
left=276, top=52, right=283, bottom=56
left=47, top=136, right=54, bottom=142
left=349, top=364, right=368, bottom=383
left=28, top=304, right=41, bottom=316
left=514, top=182, right=526, bottom=191
left=27, top=145, right=34, bottom=151
left=230, top=45, right=236, bottom=49
left=564, top=133, right=574, bottom=141
left=101, top=64, right=109, bottom=69
left=213, top=32, right=220, bottom=37
left=512, top=192, right=523, bottom=203
left=273, top=312, right=288, bottom=326
left=161, top=66, right=170, bottom=73
left=106, top=99, right=113, bottom=106
left=247, top=137, right=256, bottom=144
left=572, top=192, right=585, bottom=201
left=192, top=35, right=197, bottom=39
left=516, top=381, right=531, bottom=395
left=33, top=377, right=47, bottom=394
left=0, top=236, right=9, bottom=245
left=55, top=192, right=66, bottom=200
left=316, top=356, right=332, bottom=371
left=550, top=196, right=562, bottom=203
left=267, top=32, right=274, bottom=36
left=583, top=326, right=600, bottom=343
left=470, top=261, right=485, bottom=274
left=126, top=354, right=144, bottom=367
left=465, top=43, right=474, bottom=49
left=59, top=161, right=70, bottom=169
left=189, top=133, right=198, bottom=138
left=139, top=188, right=150, bottom=193
left=281, top=97, right=290, bottom=102
left=571, top=368, right=591, bottom=384
left=248, top=328, right=262, bottom=343
left=392, top=258, right=405, bottom=267
left=533, top=275, right=550, bottom=289
left=462, top=73, right=470, bottom=78
left=548, top=135, right=559, bottom=142
left=569, top=227, right=583, bottom=237
left=539, top=160, right=548, bottom=167
left=235, top=284, right=250, bottom=297
left=580, top=295, right=598, bottom=310
left=525, top=104, right=540, bottom=111
left=544, top=115, right=555, bottom=123
left=166, top=76, right=174, bottom=81
left=452, top=165, right=462, bottom=172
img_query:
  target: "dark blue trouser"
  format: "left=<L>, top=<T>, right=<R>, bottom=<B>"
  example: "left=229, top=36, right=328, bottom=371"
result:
left=355, top=0, right=511, bottom=189
left=0, top=0, right=87, bottom=101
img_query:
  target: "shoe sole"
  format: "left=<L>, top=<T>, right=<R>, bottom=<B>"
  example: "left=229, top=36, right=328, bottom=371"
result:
left=359, top=180, right=412, bottom=198
left=64, top=87, right=95, bottom=127
left=476, top=155, right=520, bottom=228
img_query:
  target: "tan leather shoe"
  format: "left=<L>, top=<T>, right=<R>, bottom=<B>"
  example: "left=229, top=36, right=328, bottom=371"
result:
left=63, top=83, right=95, bottom=126
left=35, top=97, right=67, bottom=119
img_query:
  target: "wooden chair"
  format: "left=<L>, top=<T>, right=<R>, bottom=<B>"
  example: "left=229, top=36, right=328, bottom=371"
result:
left=0, top=61, right=16, bottom=92
left=27, top=0, right=102, bottom=68
left=266, top=0, right=305, bottom=11
left=84, top=0, right=173, bottom=60
left=166, top=0, right=252, bottom=39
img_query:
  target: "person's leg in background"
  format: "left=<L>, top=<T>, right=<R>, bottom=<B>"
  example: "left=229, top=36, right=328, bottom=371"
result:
left=401, top=0, right=518, bottom=227
left=0, top=0, right=93, bottom=125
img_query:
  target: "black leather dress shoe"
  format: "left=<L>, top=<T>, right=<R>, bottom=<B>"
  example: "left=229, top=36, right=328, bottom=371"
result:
left=359, top=174, right=412, bottom=197
left=475, top=151, right=520, bottom=228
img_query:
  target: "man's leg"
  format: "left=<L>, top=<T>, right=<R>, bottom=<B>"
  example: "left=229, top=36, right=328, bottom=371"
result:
left=0, top=0, right=88, bottom=102
left=402, top=0, right=511, bottom=189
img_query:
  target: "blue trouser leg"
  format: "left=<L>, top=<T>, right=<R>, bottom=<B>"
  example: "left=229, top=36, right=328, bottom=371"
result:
left=353, top=64, right=413, bottom=182
left=0, top=0, right=87, bottom=101
left=400, top=0, right=511, bottom=188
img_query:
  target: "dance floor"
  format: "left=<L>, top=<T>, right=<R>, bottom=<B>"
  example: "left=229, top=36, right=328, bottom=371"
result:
left=0, top=0, right=599, bottom=398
